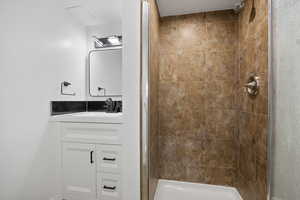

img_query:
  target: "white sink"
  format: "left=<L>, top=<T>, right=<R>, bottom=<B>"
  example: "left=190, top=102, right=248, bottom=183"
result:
left=50, top=112, right=123, bottom=123
left=71, top=112, right=122, bottom=118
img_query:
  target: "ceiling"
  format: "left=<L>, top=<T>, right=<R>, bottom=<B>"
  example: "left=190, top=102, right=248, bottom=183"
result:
left=63, top=0, right=121, bottom=26
left=156, top=0, right=242, bottom=17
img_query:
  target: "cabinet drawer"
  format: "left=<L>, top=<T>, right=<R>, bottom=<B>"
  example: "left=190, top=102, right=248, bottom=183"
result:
left=97, top=173, right=121, bottom=200
left=97, top=145, right=122, bottom=174
left=61, top=123, right=121, bottom=144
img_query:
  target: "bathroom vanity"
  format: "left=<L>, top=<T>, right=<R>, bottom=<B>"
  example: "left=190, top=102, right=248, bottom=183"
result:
left=50, top=112, right=123, bottom=200
left=50, top=27, right=124, bottom=200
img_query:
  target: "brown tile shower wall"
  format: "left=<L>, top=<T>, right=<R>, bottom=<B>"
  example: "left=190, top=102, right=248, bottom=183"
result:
left=155, top=2, right=268, bottom=198
left=237, top=0, right=268, bottom=200
left=158, top=11, right=239, bottom=186
left=148, top=0, right=160, bottom=200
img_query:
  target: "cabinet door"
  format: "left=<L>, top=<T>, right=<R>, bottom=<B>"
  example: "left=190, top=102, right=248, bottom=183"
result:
left=62, top=143, right=96, bottom=200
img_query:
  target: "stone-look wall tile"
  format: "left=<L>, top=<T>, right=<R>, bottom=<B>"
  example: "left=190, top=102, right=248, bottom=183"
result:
left=202, top=139, right=237, bottom=169
left=185, top=167, right=236, bottom=186
left=159, top=136, right=178, bottom=162
left=256, top=114, right=268, bottom=166
left=177, top=51, right=206, bottom=81
left=159, top=10, right=239, bottom=187
left=237, top=0, right=268, bottom=199
left=237, top=174, right=257, bottom=200
left=202, top=167, right=236, bottom=186
left=205, top=109, right=237, bottom=135
left=176, top=14, right=207, bottom=53
left=160, top=14, right=207, bottom=56
left=256, top=159, right=267, bottom=200
left=256, top=50, right=268, bottom=85
left=254, top=0, right=268, bottom=23
left=181, top=137, right=203, bottom=168
left=238, top=112, right=264, bottom=182
left=159, top=53, right=179, bottom=81
left=160, top=17, right=180, bottom=55
left=239, top=37, right=257, bottom=83
left=159, top=160, right=186, bottom=181
left=185, top=166, right=207, bottom=183
left=255, top=19, right=268, bottom=52
left=206, top=79, right=237, bottom=109
left=239, top=142, right=257, bottom=181
left=158, top=81, right=188, bottom=133
left=239, top=112, right=257, bottom=145
left=216, top=125, right=237, bottom=141
left=206, top=50, right=237, bottom=80
left=255, top=114, right=268, bottom=200
left=205, top=10, right=238, bottom=22
left=159, top=136, right=186, bottom=180
left=205, top=21, right=238, bottom=52
left=186, top=81, right=206, bottom=130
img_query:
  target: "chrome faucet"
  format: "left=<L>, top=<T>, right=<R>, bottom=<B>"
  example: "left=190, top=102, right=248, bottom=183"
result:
left=105, top=98, right=115, bottom=113
left=104, top=98, right=122, bottom=113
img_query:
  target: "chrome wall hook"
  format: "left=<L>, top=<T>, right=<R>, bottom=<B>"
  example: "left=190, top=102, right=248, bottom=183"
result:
left=245, top=74, right=259, bottom=96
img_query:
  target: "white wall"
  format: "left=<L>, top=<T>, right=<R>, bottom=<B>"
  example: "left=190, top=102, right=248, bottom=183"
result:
left=121, top=0, right=141, bottom=200
left=271, top=0, right=300, bottom=199
left=0, top=0, right=86, bottom=199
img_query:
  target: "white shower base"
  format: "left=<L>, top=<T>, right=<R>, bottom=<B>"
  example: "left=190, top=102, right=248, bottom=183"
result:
left=154, top=179, right=243, bottom=200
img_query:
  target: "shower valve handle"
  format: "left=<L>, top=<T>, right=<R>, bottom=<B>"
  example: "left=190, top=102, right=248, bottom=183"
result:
left=244, top=75, right=259, bottom=96
left=245, top=81, right=257, bottom=89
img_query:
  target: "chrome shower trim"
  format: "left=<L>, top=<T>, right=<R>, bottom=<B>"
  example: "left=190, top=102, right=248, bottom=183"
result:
left=140, top=1, right=150, bottom=200
left=234, top=0, right=245, bottom=13
left=267, top=0, right=273, bottom=199
left=244, top=74, right=260, bottom=96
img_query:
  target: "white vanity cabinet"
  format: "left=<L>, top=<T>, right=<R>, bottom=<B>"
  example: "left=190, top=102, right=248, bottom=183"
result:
left=59, top=120, right=122, bottom=200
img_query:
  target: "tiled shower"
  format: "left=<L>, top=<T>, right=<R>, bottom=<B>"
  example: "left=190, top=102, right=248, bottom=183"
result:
left=148, top=0, right=268, bottom=200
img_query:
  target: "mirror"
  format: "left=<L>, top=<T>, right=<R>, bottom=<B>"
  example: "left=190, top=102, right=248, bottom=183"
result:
left=89, top=47, right=122, bottom=97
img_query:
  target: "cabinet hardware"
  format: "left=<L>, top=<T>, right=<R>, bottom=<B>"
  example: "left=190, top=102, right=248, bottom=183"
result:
left=103, top=157, right=116, bottom=161
left=103, top=185, right=116, bottom=190
left=90, top=151, right=94, bottom=164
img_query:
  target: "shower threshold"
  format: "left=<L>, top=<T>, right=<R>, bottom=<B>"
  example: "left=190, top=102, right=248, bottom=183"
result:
left=154, top=179, right=243, bottom=200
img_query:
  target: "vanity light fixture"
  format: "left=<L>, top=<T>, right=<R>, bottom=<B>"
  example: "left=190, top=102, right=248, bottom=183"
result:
left=93, top=36, right=104, bottom=47
left=93, top=35, right=122, bottom=48
left=108, top=36, right=121, bottom=46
